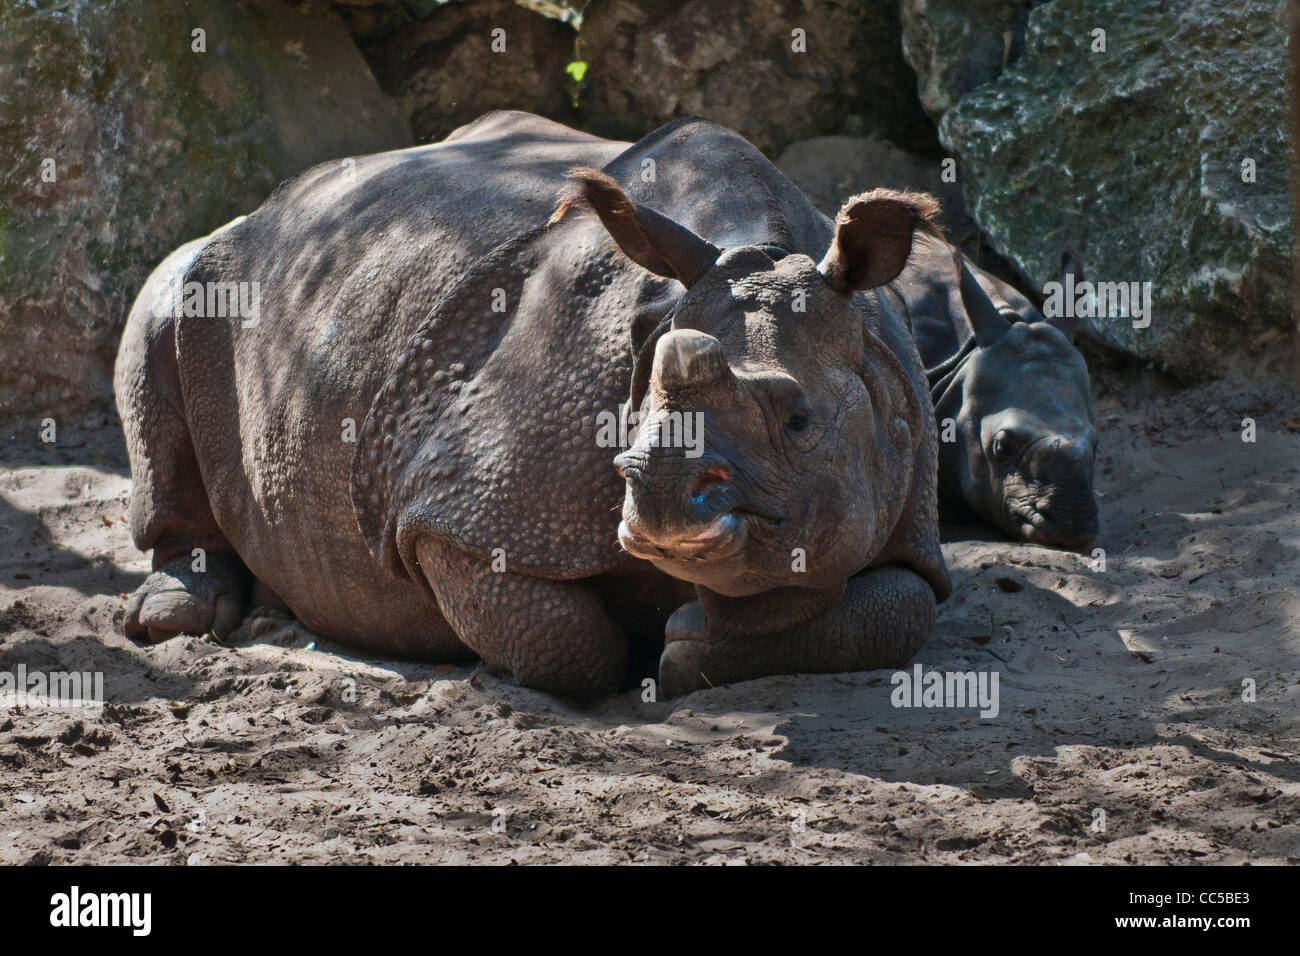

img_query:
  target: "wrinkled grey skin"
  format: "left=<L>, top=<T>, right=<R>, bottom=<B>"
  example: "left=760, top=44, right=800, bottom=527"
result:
left=882, top=233, right=1099, bottom=548
left=116, top=111, right=950, bottom=700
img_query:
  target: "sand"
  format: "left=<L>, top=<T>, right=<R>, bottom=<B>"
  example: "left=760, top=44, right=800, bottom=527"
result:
left=1, top=364, right=1297, bottom=865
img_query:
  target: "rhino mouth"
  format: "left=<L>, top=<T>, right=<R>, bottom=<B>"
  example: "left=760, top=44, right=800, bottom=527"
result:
left=1010, top=496, right=1098, bottom=549
left=617, top=509, right=781, bottom=564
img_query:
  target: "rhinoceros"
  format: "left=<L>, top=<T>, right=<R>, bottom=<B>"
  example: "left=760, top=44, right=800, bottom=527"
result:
left=882, top=233, right=1099, bottom=548
left=115, top=110, right=951, bottom=700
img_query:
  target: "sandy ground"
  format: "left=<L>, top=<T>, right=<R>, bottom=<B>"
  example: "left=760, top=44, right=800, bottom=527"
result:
left=1, top=364, right=1297, bottom=865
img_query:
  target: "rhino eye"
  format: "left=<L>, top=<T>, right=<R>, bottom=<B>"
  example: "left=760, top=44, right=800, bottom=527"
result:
left=786, top=413, right=810, bottom=433
left=991, top=432, right=1013, bottom=461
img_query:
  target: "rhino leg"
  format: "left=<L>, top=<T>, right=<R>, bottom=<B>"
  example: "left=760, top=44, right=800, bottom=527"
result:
left=658, top=565, right=936, bottom=698
left=117, top=304, right=249, bottom=643
left=414, top=538, right=628, bottom=701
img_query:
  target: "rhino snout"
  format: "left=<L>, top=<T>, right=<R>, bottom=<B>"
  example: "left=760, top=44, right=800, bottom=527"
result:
left=1009, top=435, right=1099, bottom=548
left=1032, top=484, right=1099, bottom=544
left=616, top=454, right=746, bottom=562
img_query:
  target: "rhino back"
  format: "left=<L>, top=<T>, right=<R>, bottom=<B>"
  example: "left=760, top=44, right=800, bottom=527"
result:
left=172, top=117, right=623, bottom=640
left=884, top=232, right=971, bottom=371
left=607, top=117, right=833, bottom=256
left=889, top=232, right=1045, bottom=375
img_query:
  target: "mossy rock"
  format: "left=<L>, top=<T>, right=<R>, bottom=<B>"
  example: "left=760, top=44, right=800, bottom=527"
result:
left=0, top=0, right=411, bottom=421
left=940, top=0, right=1292, bottom=377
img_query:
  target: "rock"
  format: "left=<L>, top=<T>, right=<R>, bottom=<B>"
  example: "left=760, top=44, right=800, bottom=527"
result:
left=900, top=0, right=1036, bottom=120
left=285, top=1, right=582, bottom=41
left=361, top=0, right=577, bottom=144
left=580, top=0, right=935, bottom=156
left=1293, top=0, right=1300, bottom=374
left=284, top=1, right=458, bottom=41
left=0, top=0, right=412, bottom=423
left=939, top=0, right=1293, bottom=377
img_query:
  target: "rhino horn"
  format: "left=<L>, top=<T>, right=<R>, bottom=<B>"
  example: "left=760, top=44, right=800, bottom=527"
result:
left=651, top=329, right=732, bottom=393
left=551, top=167, right=720, bottom=288
left=957, top=257, right=1012, bottom=348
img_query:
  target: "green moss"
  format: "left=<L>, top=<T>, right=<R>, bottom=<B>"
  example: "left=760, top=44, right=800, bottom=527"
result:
left=941, top=0, right=1292, bottom=375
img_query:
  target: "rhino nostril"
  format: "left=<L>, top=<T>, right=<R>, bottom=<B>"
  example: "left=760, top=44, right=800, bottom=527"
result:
left=613, top=450, right=643, bottom=481
left=690, top=465, right=731, bottom=501
left=687, top=465, right=735, bottom=523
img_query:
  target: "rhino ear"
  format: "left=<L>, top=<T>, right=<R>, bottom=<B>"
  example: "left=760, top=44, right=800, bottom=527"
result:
left=1051, top=249, right=1085, bottom=337
left=818, top=189, right=941, bottom=293
left=551, top=167, right=720, bottom=288
left=957, top=258, right=1012, bottom=348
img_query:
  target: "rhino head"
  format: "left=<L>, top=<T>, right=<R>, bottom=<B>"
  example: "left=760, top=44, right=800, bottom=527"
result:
left=555, top=169, right=938, bottom=598
left=942, top=254, right=1099, bottom=549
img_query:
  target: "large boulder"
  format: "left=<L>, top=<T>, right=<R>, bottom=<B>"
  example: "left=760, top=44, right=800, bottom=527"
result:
left=579, top=0, right=936, bottom=156
left=899, top=0, right=1036, bottom=120
left=361, top=0, right=577, bottom=143
left=0, top=0, right=412, bottom=422
left=940, top=0, right=1293, bottom=377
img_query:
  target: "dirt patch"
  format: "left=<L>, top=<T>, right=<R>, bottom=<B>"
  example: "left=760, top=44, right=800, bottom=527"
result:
left=1, top=369, right=1297, bottom=864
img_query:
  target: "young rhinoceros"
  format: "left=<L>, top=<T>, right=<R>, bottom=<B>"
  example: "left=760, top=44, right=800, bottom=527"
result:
left=882, top=234, right=1099, bottom=548
left=116, top=111, right=951, bottom=700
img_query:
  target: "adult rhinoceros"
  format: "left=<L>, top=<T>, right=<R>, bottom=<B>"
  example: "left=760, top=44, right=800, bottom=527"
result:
left=115, top=111, right=951, bottom=700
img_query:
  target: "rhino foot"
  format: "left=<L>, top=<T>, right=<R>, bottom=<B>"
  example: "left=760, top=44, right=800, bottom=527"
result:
left=123, top=553, right=249, bottom=644
left=658, top=567, right=938, bottom=698
left=658, top=601, right=716, bottom=698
